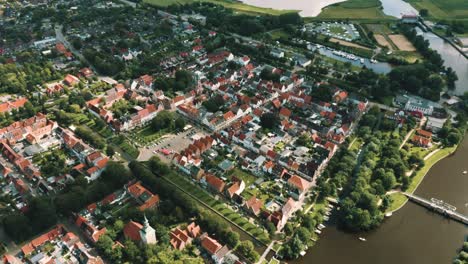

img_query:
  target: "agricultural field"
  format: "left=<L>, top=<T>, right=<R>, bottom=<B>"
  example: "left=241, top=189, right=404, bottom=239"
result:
left=143, top=0, right=297, bottom=15
left=405, top=0, right=468, bottom=20
left=374, top=34, right=394, bottom=49
left=388, top=34, right=416, bottom=51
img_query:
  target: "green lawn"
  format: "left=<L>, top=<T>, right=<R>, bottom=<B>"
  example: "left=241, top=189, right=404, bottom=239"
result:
left=268, top=29, right=291, bottom=40
left=229, top=168, right=257, bottom=186
left=405, top=0, right=468, bottom=20
left=318, top=0, right=394, bottom=19
left=386, top=192, right=408, bottom=212
left=112, top=136, right=140, bottom=159
left=144, top=0, right=297, bottom=15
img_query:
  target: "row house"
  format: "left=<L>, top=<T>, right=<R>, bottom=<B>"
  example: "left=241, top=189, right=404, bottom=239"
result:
left=170, top=222, right=201, bottom=250
left=0, top=113, right=57, bottom=145
left=0, top=97, right=28, bottom=113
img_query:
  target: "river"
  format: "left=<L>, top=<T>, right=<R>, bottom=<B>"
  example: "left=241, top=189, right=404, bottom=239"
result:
left=293, top=136, right=468, bottom=264
left=415, top=29, right=468, bottom=95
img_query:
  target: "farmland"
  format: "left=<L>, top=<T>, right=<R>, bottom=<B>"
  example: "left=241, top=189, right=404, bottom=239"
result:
left=405, top=0, right=468, bottom=20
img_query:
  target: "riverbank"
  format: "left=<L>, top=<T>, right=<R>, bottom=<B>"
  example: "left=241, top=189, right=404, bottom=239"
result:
left=386, top=145, right=457, bottom=213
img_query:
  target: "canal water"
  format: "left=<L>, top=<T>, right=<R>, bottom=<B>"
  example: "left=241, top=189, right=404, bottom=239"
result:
left=415, top=29, right=468, bottom=95
left=293, top=136, right=468, bottom=264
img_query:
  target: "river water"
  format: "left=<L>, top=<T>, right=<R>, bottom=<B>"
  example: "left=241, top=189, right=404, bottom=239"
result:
left=293, top=136, right=468, bottom=264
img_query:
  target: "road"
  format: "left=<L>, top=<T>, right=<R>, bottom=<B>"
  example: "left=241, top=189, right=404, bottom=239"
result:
left=55, top=25, right=97, bottom=73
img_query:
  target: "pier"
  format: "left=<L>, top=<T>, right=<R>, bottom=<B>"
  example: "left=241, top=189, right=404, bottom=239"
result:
left=403, top=193, right=468, bottom=225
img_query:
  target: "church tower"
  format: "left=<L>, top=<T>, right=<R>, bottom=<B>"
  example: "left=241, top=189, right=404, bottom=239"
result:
left=139, top=215, right=157, bottom=245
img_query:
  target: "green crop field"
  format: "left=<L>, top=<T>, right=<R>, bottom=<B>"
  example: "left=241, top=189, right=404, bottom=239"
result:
left=143, top=0, right=297, bottom=16
left=405, top=0, right=468, bottom=20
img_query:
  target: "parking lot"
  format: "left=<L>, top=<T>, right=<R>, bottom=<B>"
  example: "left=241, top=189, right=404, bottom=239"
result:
left=137, top=126, right=208, bottom=163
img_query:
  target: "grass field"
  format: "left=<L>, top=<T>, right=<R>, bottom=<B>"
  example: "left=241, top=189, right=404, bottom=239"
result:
left=318, top=0, right=393, bottom=19
left=143, top=0, right=297, bottom=15
left=405, top=0, right=468, bottom=20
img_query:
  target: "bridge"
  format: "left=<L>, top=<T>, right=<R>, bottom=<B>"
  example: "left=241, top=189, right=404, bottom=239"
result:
left=403, top=193, right=468, bottom=225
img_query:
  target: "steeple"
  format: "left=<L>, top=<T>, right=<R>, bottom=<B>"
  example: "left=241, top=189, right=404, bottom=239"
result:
left=139, top=214, right=157, bottom=245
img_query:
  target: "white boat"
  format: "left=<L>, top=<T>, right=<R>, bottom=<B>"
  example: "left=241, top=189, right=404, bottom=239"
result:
left=463, top=170, right=467, bottom=175
left=318, top=224, right=326, bottom=229
left=385, top=212, right=393, bottom=217
left=360, top=58, right=365, bottom=63
left=315, top=229, right=322, bottom=234
left=358, top=237, right=366, bottom=242
left=300, top=250, right=307, bottom=256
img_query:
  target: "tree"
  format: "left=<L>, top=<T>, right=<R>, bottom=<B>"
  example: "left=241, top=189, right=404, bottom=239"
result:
left=27, top=197, right=57, bottom=232
left=223, top=230, right=240, bottom=248
left=237, top=241, right=259, bottom=263
left=260, top=112, right=278, bottom=130
left=284, top=222, right=294, bottom=236
left=419, top=9, right=429, bottom=17
left=3, top=213, right=32, bottom=242
left=106, top=145, right=116, bottom=156
left=447, top=131, right=461, bottom=146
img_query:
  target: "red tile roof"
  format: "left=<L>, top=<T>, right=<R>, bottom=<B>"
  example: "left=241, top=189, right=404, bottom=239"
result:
left=201, top=236, right=222, bottom=255
left=279, top=107, right=292, bottom=118
left=123, top=221, right=143, bottom=242
left=204, top=174, right=226, bottom=192
left=288, top=175, right=310, bottom=192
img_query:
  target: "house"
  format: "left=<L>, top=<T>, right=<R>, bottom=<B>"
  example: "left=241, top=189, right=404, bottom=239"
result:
left=244, top=196, right=263, bottom=216
left=416, top=129, right=432, bottom=139
left=79, top=68, right=94, bottom=78
left=169, top=222, right=201, bottom=250
left=270, top=48, right=284, bottom=58
left=333, top=90, right=348, bottom=103
left=279, top=107, right=292, bottom=120
left=426, top=116, right=446, bottom=132
left=64, top=74, right=80, bottom=86
left=287, top=175, right=311, bottom=200
left=127, top=182, right=160, bottom=211
left=202, top=173, right=226, bottom=193
left=0, top=97, right=28, bottom=113
left=401, top=14, right=419, bottom=23
left=200, top=234, right=230, bottom=264
left=123, top=216, right=157, bottom=245
left=225, top=179, right=245, bottom=199
left=412, top=135, right=431, bottom=148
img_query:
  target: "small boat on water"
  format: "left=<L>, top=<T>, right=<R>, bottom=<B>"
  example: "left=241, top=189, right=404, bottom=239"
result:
left=300, top=250, right=307, bottom=256
left=315, top=229, right=322, bottom=235
left=385, top=212, right=393, bottom=217
left=463, top=170, right=467, bottom=175
left=358, top=237, right=366, bottom=242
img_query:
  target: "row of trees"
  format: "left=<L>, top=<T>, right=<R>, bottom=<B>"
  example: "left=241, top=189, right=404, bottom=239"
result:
left=129, top=158, right=259, bottom=262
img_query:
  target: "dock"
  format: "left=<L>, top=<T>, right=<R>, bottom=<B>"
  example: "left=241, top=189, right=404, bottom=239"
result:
left=404, top=193, right=468, bottom=225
